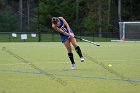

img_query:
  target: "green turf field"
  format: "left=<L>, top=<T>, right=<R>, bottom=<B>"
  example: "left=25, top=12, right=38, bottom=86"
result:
left=0, top=42, right=140, bottom=93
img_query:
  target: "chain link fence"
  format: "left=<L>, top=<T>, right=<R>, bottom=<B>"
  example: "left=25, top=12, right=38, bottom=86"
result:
left=0, top=0, right=119, bottom=42
left=0, top=32, right=119, bottom=42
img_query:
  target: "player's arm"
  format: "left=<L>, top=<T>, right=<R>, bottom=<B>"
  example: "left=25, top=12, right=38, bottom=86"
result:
left=58, top=17, right=71, bottom=33
left=52, top=24, right=70, bottom=36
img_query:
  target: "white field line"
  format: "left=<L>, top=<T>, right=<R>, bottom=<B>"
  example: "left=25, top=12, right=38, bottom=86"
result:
left=102, top=60, right=127, bottom=62
left=102, top=59, right=140, bottom=62
left=0, top=61, right=67, bottom=66
left=0, top=59, right=140, bottom=66
left=99, top=45, right=140, bottom=48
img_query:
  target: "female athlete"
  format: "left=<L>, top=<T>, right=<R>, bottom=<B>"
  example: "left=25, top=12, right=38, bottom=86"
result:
left=52, top=17, right=84, bottom=69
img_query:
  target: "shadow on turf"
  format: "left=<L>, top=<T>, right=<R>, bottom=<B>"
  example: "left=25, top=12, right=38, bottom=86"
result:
left=1, top=47, right=138, bottom=87
left=2, top=47, right=67, bottom=87
left=83, top=52, right=138, bottom=86
left=2, top=91, right=6, bottom=93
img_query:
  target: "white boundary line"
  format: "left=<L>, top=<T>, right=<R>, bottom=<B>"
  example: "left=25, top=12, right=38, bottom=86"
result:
left=0, top=61, right=68, bottom=66
left=102, top=59, right=140, bottom=62
left=0, top=59, right=140, bottom=66
left=102, top=60, right=127, bottom=62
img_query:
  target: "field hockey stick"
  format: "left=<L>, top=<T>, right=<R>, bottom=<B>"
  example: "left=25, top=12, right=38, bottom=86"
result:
left=74, top=36, right=100, bottom=46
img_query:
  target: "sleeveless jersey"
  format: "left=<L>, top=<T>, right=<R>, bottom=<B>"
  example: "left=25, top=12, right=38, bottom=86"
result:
left=57, top=18, right=73, bottom=43
left=58, top=18, right=68, bottom=36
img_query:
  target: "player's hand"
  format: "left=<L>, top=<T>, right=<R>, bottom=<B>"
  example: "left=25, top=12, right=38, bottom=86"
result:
left=69, top=33, right=74, bottom=38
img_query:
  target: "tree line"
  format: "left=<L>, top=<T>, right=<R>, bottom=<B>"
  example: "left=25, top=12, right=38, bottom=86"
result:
left=0, top=0, right=140, bottom=35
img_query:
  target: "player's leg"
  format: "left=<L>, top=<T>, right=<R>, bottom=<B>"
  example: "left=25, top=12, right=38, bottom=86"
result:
left=69, top=36, right=84, bottom=62
left=64, top=39, right=76, bottom=69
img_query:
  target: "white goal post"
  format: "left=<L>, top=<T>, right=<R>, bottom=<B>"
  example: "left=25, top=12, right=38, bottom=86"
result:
left=119, top=22, right=140, bottom=41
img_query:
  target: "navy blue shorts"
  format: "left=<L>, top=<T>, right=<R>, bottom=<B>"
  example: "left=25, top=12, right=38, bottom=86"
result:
left=60, top=29, right=73, bottom=43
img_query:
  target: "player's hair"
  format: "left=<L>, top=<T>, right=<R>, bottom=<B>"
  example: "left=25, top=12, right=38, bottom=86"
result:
left=52, top=17, right=59, bottom=24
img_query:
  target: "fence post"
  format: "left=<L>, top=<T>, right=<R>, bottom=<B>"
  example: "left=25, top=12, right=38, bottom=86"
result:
left=19, top=0, right=23, bottom=32
left=9, top=32, right=11, bottom=42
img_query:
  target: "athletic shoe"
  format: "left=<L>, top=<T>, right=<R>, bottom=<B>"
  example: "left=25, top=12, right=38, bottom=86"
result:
left=71, top=64, right=76, bottom=70
left=80, top=57, right=85, bottom=62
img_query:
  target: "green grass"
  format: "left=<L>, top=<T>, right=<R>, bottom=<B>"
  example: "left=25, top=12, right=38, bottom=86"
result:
left=0, top=42, right=140, bottom=93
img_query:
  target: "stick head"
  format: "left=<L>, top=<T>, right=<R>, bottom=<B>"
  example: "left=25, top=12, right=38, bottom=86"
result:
left=96, top=44, right=100, bottom=46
